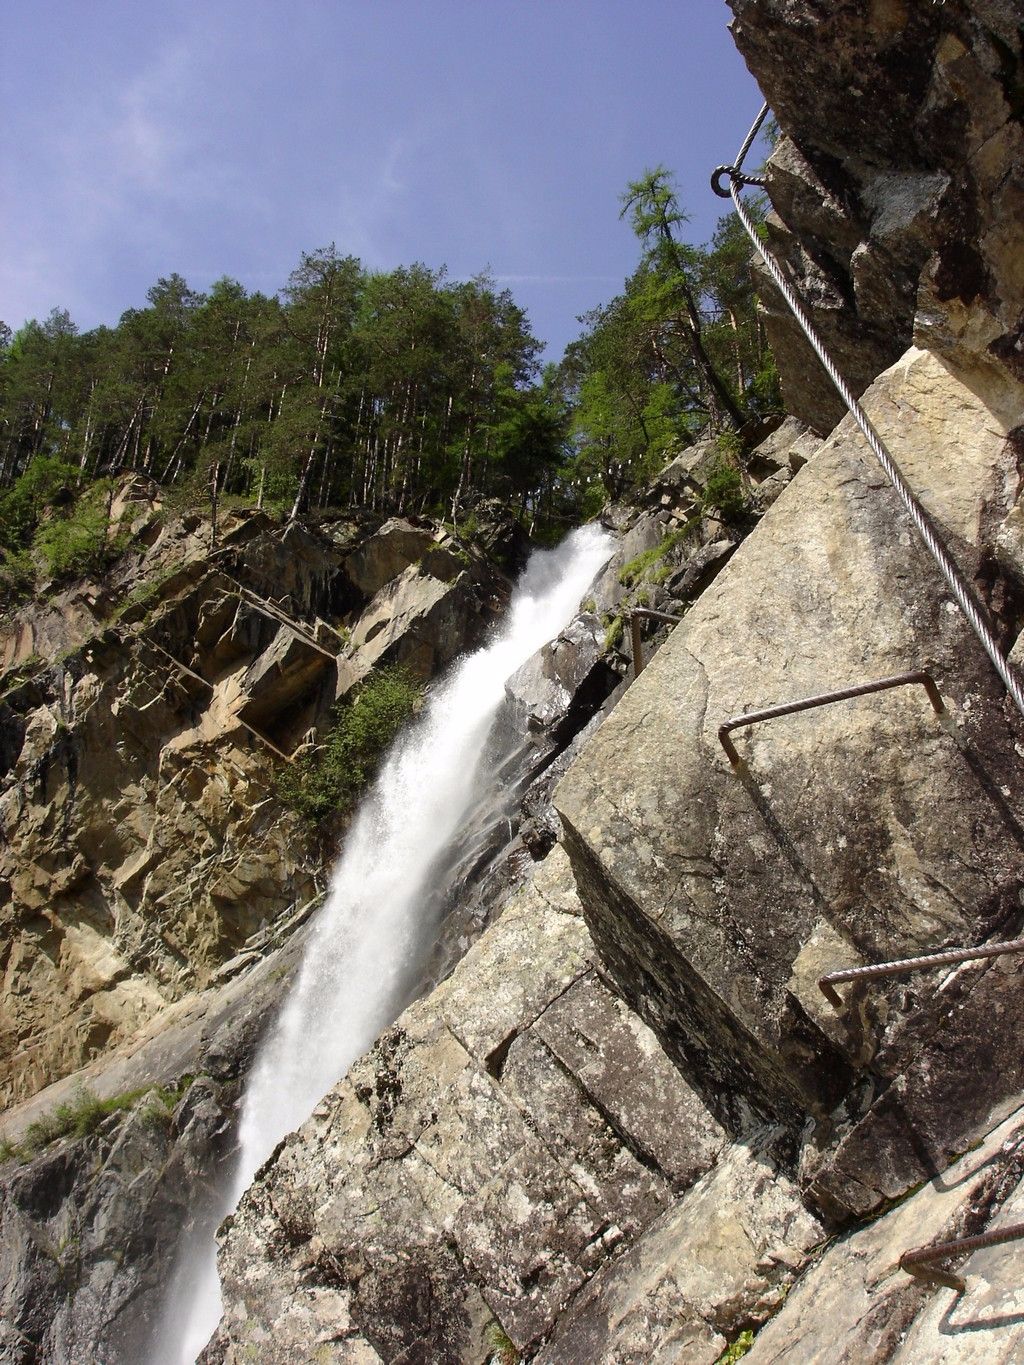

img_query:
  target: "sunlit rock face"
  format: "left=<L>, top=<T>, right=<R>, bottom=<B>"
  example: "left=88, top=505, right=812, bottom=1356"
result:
left=205, top=11, right=1024, bottom=1350
left=203, top=849, right=824, bottom=1364
left=557, top=342, right=1024, bottom=1176
left=0, top=504, right=509, bottom=1112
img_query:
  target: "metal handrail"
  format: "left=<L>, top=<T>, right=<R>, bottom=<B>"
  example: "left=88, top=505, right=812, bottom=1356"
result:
left=718, top=670, right=944, bottom=767
left=629, top=608, right=685, bottom=677
left=819, top=937, right=1024, bottom=1008
left=713, top=104, right=1024, bottom=1292
left=900, top=1222, right=1024, bottom=1292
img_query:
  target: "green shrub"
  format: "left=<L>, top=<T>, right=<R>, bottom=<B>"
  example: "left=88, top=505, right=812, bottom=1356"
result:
left=110, top=563, right=181, bottom=623
left=33, top=479, right=127, bottom=581
left=484, top=1321, right=519, bottom=1364
left=716, top=1329, right=755, bottom=1363
left=457, top=510, right=482, bottom=540
left=0, top=652, right=44, bottom=699
left=0, top=455, right=79, bottom=555
left=603, top=613, right=624, bottom=651
left=618, top=524, right=696, bottom=587
left=715, top=430, right=743, bottom=461
left=0, top=547, right=36, bottom=601
left=277, top=667, right=422, bottom=826
left=701, top=459, right=746, bottom=521
left=618, top=543, right=664, bottom=587
left=19, top=1078, right=192, bottom=1155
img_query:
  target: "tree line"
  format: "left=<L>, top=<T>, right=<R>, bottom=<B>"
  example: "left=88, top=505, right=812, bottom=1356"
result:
left=0, top=170, right=778, bottom=590
left=0, top=254, right=559, bottom=523
left=562, top=170, right=778, bottom=509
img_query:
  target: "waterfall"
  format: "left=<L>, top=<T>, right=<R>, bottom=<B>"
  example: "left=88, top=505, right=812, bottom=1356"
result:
left=159, top=524, right=612, bottom=1364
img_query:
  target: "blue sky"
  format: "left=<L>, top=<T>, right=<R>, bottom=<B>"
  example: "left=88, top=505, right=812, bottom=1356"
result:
left=1, top=1, right=765, bottom=362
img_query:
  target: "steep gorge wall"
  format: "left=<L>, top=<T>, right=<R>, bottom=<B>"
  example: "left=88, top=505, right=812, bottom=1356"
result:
left=3, top=3, right=1024, bottom=1362
left=204, top=4, right=1024, bottom=1363
left=0, top=503, right=511, bottom=1112
left=0, top=501, right=535, bottom=1362
left=730, top=0, right=1024, bottom=431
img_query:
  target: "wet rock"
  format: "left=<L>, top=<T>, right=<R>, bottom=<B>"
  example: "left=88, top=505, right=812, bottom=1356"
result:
left=505, top=612, right=618, bottom=747
left=0, top=1079, right=235, bottom=1365
left=589, top=510, right=670, bottom=617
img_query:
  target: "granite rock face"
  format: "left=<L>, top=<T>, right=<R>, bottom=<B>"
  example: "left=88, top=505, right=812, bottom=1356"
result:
left=0, top=911, right=314, bottom=1365
left=729, top=0, right=1024, bottom=429
left=205, top=849, right=827, bottom=1364
left=556, top=345, right=1024, bottom=1161
left=208, top=8, right=1024, bottom=1345
left=0, top=502, right=623, bottom=1365
left=746, top=1104, right=1024, bottom=1364
left=0, top=1078, right=235, bottom=1365
left=8, top=4, right=1024, bottom=1362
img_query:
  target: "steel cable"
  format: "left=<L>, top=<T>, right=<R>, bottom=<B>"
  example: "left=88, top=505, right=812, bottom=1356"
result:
left=714, top=103, right=1024, bottom=718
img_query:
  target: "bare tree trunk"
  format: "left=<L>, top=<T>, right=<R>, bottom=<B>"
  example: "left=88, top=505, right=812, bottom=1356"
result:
left=78, top=382, right=96, bottom=486
left=111, top=395, right=146, bottom=474
left=209, top=462, right=221, bottom=549
left=159, top=395, right=204, bottom=483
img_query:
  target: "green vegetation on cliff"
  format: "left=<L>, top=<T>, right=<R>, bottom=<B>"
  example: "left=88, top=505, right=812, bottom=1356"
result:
left=0, top=169, right=775, bottom=579
left=0, top=262, right=569, bottom=540
left=277, top=667, right=423, bottom=827
left=561, top=174, right=779, bottom=501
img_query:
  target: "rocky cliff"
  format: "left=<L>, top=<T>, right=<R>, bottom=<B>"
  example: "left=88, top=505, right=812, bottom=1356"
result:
left=4, top=2, right=1024, bottom=1362
left=202, top=4, right=1024, bottom=1363
left=0, top=500, right=532, bottom=1360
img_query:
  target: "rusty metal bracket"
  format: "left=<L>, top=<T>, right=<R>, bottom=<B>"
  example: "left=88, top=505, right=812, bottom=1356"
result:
left=819, top=937, right=1024, bottom=1009
left=629, top=608, right=685, bottom=677
left=718, top=669, right=944, bottom=768
left=900, top=1221, right=1024, bottom=1293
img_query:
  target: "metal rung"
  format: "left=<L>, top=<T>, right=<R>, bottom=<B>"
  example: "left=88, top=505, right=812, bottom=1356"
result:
left=718, top=670, right=944, bottom=767
left=819, top=937, right=1024, bottom=1009
left=901, top=1221, right=1024, bottom=1292
left=629, top=608, right=685, bottom=677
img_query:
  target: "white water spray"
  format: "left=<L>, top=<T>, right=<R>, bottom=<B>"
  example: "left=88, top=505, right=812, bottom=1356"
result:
left=164, top=525, right=611, bottom=1363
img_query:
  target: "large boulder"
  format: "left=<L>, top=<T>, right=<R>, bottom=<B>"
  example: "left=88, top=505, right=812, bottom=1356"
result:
left=342, top=518, right=435, bottom=599
left=555, top=346, right=1024, bottom=1192
left=745, top=1103, right=1024, bottom=1363
left=504, top=612, right=618, bottom=746
left=347, top=554, right=504, bottom=683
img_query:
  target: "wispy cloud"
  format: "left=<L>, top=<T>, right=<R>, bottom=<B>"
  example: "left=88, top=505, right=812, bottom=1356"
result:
left=334, top=128, right=431, bottom=267
left=494, top=274, right=621, bottom=285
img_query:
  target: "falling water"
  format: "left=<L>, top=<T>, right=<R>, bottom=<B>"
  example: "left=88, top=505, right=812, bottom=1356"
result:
left=161, top=524, right=612, bottom=1364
